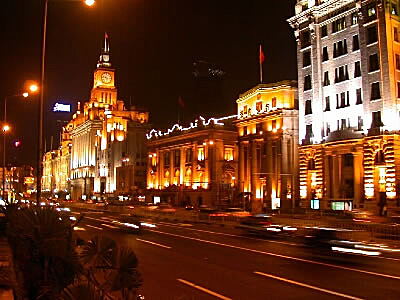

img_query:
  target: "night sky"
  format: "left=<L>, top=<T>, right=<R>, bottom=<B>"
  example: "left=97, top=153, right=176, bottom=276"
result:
left=1, top=0, right=297, bottom=166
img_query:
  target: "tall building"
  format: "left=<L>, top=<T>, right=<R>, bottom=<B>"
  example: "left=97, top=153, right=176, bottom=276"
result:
left=288, top=0, right=400, bottom=213
left=146, top=116, right=238, bottom=208
left=66, top=35, right=149, bottom=200
left=235, top=81, right=299, bottom=212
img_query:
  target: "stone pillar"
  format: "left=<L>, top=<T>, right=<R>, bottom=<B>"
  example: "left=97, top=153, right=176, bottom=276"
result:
left=353, top=151, right=362, bottom=209
left=251, top=140, right=261, bottom=212
left=239, top=142, right=245, bottom=192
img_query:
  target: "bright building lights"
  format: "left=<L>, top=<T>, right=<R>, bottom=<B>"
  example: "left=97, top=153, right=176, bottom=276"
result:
left=84, top=0, right=95, bottom=6
left=22, top=92, right=29, bottom=98
left=29, top=84, right=39, bottom=92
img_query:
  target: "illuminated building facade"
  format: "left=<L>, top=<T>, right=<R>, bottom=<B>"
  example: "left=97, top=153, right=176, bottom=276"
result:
left=0, top=166, right=35, bottom=200
left=146, top=116, right=238, bottom=208
left=288, top=0, right=400, bottom=212
left=235, top=81, right=299, bottom=212
left=42, top=136, right=71, bottom=197
left=68, top=35, right=149, bottom=200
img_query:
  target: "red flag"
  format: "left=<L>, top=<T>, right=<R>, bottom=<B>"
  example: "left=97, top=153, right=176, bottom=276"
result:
left=105, top=32, right=109, bottom=39
left=178, top=96, right=184, bottom=108
left=259, top=45, right=264, bottom=64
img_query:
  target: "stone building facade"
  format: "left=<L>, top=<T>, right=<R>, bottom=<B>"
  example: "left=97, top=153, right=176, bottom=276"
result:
left=288, top=0, right=400, bottom=213
left=146, top=116, right=238, bottom=208
left=235, top=81, right=299, bottom=212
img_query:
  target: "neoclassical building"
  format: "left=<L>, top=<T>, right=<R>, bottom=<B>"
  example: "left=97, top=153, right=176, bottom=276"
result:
left=43, top=35, right=149, bottom=201
left=146, top=116, right=238, bottom=208
left=235, top=81, right=299, bottom=212
left=288, top=0, right=400, bottom=213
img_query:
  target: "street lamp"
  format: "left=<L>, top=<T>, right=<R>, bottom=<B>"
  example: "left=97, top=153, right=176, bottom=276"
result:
left=3, top=85, right=38, bottom=204
left=37, top=0, right=95, bottom=205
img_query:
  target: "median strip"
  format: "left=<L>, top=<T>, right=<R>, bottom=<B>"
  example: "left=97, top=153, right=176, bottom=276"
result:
left=254, top=271, right=364, bottom=300
left=177, top=279, right=232, bottom=300
left=136, top=238, right=171, bottom=249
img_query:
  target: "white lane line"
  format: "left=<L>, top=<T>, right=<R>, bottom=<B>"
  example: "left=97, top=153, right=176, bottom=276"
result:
left=254, top=271, right=364, bottom=300
left=136, top=238, right=171, bottom=249
left=71, top=212, right=80, bottom=215
left=149, top=229, right=400, bottom=280
left=86, top=216, right=116, bottom=224
left=101, top=223, right=118, bottom=229
left=177, top=279, right=232, bottom=300
left=155, top=222, right=297, bottom=246
left=86, top=224, right=103, bottom=230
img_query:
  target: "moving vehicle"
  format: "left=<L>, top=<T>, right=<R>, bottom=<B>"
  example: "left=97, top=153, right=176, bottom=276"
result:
left=238, top=214, right=297, bottom=237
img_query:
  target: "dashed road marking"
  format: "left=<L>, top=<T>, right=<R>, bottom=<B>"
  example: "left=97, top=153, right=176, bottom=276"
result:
left=177, top=279, right=232, bottom=300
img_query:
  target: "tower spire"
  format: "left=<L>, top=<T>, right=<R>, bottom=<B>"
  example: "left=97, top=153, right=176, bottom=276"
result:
left=97, top=32, right=111, bottom=68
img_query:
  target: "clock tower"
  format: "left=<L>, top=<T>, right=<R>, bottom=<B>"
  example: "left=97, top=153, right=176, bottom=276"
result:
left=91, top=33, right=117, bottom=106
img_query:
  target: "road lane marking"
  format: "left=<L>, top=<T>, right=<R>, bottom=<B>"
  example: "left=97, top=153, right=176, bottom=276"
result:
left=155, top=222, right=297, bottom=246
left=86, top=224, right=103, bottom=230
left=149, top=229, right=400, bottom=280
left=136, top=238, right=171, bottom=249
left=101, top=223, right=118, bottom=229
left=254, top=271, right=364, bottom=300
left=177, top=279, right=231, bottom=300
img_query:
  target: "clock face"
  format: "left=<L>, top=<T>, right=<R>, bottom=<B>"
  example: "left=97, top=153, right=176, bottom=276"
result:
left=101, top=72, right=112, bottom=84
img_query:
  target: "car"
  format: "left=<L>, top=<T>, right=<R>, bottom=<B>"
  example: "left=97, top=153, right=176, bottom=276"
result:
left=114, top=216, right=142, bottom=233
left=238, top=214, right=297, bottom=237
left=185, top=205, right=195, bottom=210
left=224, top=208, right=251, bottom=218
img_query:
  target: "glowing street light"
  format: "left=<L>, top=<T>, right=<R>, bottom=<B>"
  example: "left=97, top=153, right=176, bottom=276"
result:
left=2, top=125, right=10, bottom=133
left=84, top=0, right=95, bottom=6
left=29, top=84, right=39, bottom=93
left=22, top=93, right=29, bottom=98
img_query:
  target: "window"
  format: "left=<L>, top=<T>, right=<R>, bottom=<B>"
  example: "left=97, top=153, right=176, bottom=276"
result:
left=358, top=116, right=363, bottom=131
left=332, top=17, right=346, bottom=33
left=340, top=92, right=346, bottom=108
left=371, top=82, right=381, bottom=100
left=304, top=75, right=312, bottom=91
left=367, top=4, right=376, bottom=18
left=174, top=150, right=180, bottom=168
left=354, top=61, right=361, bottom=77
left=340, top=118, right=347, bottom=130
left=336, top=94, right=339, bottom=109
left=186, top=148, right=193, bottom=164
left=396, top=54, right=400, bottom=70
left=305, top=124, right=313, bottom=139
left=272, top=120, right=277, bottom=130
left=303, top=51, right=311, bottom=67
left=369, top=54, right=380, bottom=72
left=256, top=101, right=263, bottom=112
left=344, top=154, right=354, bottom=167
left=352, top=12, right=358, bottom=25
left=367, top=26, right=378, bottom=44
left=326, top=123, right=330, bottom=136
left=272, top=97, right=277, bottom=108
left=335, top=65, right=349, bottom=83
left=353, top=35, right=360, bottom=51
left=398, top=82, right=400, bottom=98
left=321, top=25, right=328, bottom=37
left=356, top=88, right=362, bottom=104
left=371, top=111, right=383, bottom=128
left=305, top=100, right=312, bottom=115
left=256, top=123, right=263, bottom=133
left=301, top=31, right=311, bottom=49
left=395, top=27, right=399, bottom=42
left=197, top=147, right=205, bottom=161
left=333, top=40, right=347, bottom=58
left=323, top=71, right=330, bottom=86
left=243, top=126, right=247, bottom=135
left=224, top=148, right=234, bottom=161
left=322, top=46, right=329, bottom=61
left=347, top=91, right=350, bottom=106
left=164, top=152, right=170, bottom=167
left=392, top=2, right=398, bottom=15
left=324, top=96, right=330, bottom=111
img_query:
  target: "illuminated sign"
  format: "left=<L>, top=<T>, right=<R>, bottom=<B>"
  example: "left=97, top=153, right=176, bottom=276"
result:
left=53, top=103, right=71, bottom=112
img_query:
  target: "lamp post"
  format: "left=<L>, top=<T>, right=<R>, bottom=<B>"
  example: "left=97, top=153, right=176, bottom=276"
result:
left=3, top=84, right=38, bottom=204
left=36, top=0, right=95, bottom=205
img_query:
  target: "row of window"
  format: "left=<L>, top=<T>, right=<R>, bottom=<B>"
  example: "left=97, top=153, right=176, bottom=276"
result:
left=305, top=111, right=383, bottom=140
left=304, top=88, right=362, bottom=115
left=305, top=54, right=379, bottom=91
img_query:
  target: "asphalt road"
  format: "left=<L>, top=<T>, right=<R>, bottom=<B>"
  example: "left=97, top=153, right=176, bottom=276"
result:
left=69, top=207, right=400, bottom=300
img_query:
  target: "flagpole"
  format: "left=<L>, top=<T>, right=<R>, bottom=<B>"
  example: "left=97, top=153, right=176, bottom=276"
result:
left=259, top=44, right=264, bottom=84
left=260, top=60, right=263, bottom=83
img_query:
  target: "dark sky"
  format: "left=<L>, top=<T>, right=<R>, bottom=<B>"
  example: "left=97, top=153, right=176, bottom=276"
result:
left=1, top=0, right=297, bottom=166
